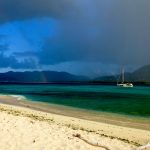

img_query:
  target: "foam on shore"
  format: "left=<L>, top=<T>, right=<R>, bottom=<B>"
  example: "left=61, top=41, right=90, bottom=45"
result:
left=9, top=95, right=26, bottom=100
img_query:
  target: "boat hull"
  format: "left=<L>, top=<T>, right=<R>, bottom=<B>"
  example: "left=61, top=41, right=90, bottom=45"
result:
left=117, top=83, right=133, bottom=88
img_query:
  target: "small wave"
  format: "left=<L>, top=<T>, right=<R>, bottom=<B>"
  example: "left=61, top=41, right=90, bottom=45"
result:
left=9, top=95, right=26, bottom=101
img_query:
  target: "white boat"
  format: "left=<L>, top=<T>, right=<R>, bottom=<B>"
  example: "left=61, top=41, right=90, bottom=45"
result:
left=117, top=68, right=133, bottom=87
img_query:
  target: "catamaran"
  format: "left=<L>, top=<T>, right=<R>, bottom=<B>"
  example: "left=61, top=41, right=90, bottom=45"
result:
left=117, top=68, right=133, bottom=87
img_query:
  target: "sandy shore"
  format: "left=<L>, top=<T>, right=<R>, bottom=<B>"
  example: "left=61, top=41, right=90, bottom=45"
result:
left=0, top=95, right=149, bottom=131
left=0, top=95, right=149, bottom=150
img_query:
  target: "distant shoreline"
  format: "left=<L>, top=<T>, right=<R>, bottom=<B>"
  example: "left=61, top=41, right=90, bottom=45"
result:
left=0, top=81, right=149, bottom=86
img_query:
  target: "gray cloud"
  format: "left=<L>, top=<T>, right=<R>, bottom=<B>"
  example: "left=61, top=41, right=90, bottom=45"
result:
left=0, top=0, right=150, bottom=73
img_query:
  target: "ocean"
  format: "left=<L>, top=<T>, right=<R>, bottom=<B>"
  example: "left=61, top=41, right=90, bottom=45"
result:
left=0, top=84, right=150, bottom=118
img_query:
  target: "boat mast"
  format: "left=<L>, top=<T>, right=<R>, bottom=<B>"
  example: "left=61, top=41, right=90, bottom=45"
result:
left=122, top=68, right=124, bottom=83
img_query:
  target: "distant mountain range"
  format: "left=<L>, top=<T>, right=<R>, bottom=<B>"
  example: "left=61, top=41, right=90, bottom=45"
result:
left=0, top=64, right=149, bottom=83
left=0, top=71, right=89, bottom=83
left=95, top=64, right=150, bottom=82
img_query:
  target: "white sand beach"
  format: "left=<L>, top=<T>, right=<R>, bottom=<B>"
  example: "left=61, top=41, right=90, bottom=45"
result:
left=0, top=99, right=150, bottom=150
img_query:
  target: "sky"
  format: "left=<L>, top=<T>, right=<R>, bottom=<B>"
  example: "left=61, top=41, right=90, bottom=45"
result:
left=0, top=0, right=150, bottom=77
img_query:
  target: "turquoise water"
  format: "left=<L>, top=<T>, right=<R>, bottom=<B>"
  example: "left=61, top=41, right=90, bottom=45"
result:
left=0, top=84, right=150, bottom=118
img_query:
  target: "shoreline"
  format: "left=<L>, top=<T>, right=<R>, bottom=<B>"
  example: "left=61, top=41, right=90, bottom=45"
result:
left=0, top=94, right=149, bottom=131
left=0, top=95, right=149, bottom=149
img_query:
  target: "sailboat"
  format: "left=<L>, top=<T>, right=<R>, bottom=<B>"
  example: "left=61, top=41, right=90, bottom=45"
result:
left=117, top=68, right=133, bottom=87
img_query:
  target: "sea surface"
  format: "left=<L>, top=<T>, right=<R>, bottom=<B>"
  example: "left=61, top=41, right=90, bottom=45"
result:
left=0, top=84, right=150, bottom=118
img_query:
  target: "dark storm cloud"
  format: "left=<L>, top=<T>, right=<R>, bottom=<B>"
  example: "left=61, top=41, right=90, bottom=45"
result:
left=0, top=52, right=36, bottom=69
left=0, top=44, right=8, bottom=52
left=39, top=0, right=150, bottom=66
left=0, top=0, right=150, bottom=69
left=0, top=34, right=8, bottom=52
left=0, top=0, right=75, bottom=23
